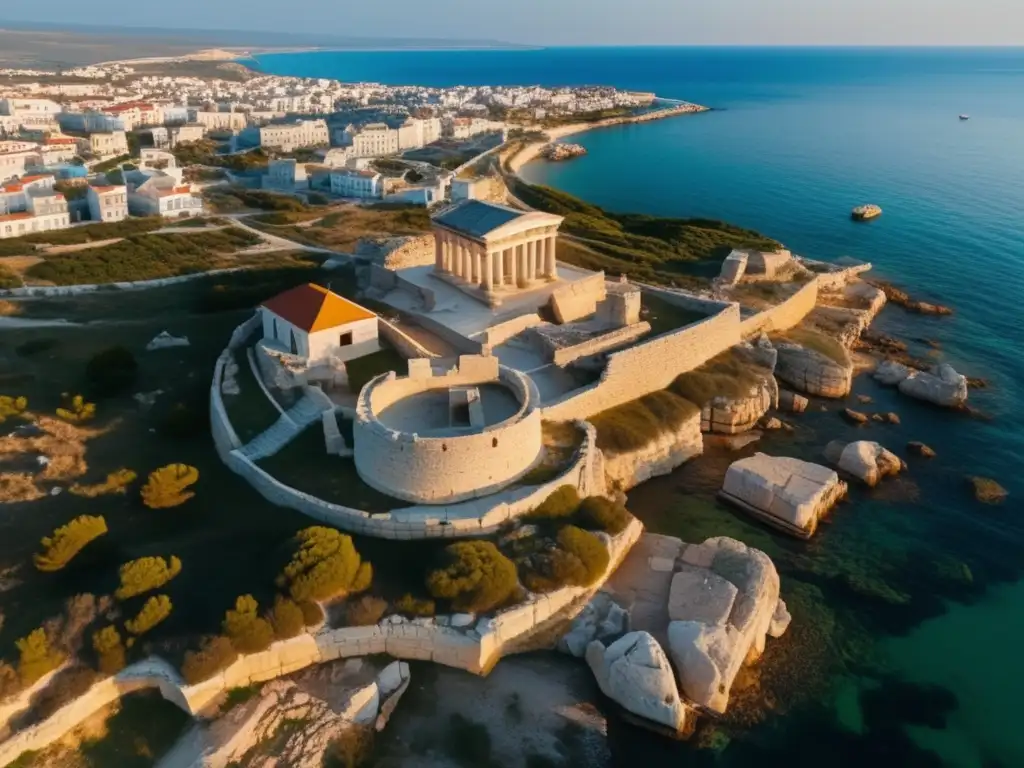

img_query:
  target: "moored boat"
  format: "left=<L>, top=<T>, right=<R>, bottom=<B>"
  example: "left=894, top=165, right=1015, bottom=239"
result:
left=959, top=114, right=970, bottom=120
left=852, top=204, right=882, bottom=221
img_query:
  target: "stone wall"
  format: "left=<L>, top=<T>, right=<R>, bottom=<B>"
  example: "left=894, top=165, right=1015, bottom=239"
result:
left=0, top=267, right=247, bottom=298
left=551, top=322, right=652, bottom=367
left=377, top=317, right=437, bottom=359
left=602, top=411, right=704, bottom=491
left=480, top=312, right=544, bottom=349
left=738, top=279, right=819, bottom=337
left=542, top=304, right=743, bottom=422
left=549, top=272, right=607, bottom=323
left=356, top=235, right=435, bottom=270
left=811, top=262, right=872, bottom=292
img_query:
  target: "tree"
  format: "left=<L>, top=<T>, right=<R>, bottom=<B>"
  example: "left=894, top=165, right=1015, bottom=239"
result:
left=276, top=527, right=372, bottom=603
left=141, top=464, right=199, bottom=509
left=222, top=595, right=274, bottom=654
left=91, top=626, right=126, bottom=675
left=0, top=395, right=27, bottom=423
left=56, top=394, right=96, bottom=423
left=70, top=468, right=137, bottom=498
left=426, top=541, right=518, bottom=613
left=575, top=497, right=632, bottom=535
left=86, top=346, right=138, bottom=396
left=267, top=596, right=305, bottom=640
left=526, top=485, right=581, bottom=521
left=16, top=628, right=65, bottom=685
left=124, top=595, right=172, bottom=636
left=114, top=556, right=182, bottom=600
left=34, top=515, right=108, bottom=572
left=181, top=635, right=238, bottom=686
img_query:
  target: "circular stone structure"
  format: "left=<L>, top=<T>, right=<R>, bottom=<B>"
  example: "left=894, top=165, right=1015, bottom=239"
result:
left=353, top=355, right=543, bottom=505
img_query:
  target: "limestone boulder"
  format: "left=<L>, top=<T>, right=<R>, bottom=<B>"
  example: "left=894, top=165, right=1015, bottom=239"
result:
left=667, top=537, right=785, bottom=713
left=778, top=388, right=809, bottom=413
left=719, top=250, right=748, bottom=285
left=735, top=334, right=778, bottom=371
left=559, top=591, right=630, bottom=658
left=719, top=453, right=847, bottom=538
left=874, top=359, right=913, bottom=386
left=602, top=412, right=703, bottom=491
left=585, top=632, right=688, bottom=732
left=775, top=343, right=853, bottom=398
left=898, top=364, right=969, bottom=408
left=824, top=440, right=904, bottom=487
left=701, top=377, right=775, bottom=435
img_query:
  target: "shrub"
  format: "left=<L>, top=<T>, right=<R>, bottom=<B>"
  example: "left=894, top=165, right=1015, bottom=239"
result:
left=0, top=662, right=19, bottom=700
left=526, top=485, right=581, bottom=521
left=124, top=595, right=172, bottom=636
left=222, top=595, right=274, bottom=654
left=393, top=594, right=435, bottom=618
left=327, top=724, right=374, bottom=768
left=141, top=464, right=199, bottom=509
left=670, top=348, right=768, bottom=405
left=92, top=626, right=126, bottom=675
left=344, top=595, right=388, bottom=626
left=86, top=346, right=138, bottom=396
left=70, top=468, right=137, bottom=497
left=33, top=515, right=108, bottom=572
left=591, top=390, right=699, bottom=455
left=0, top=395, right=27, bottom=423
left=267, top=596, right=305, bottom=639
left=56, top=394, right=96, bottom=423
left=20, top=666, right=98, bottom=726
left=520, top=526, right=610, bottom=594
left=427, top=541, right=518, bottom=614
left=181, top=636, right=238, bottom=686
left=276, top=527, right=373, bottom=603
left=576, top=497, right=632, bottom=535
left=299, top=600, right=324, bottom=627
left=16, top=629, right=65, bottom=685
left=558, top=526, right=609, bottom=585
left=114, top=556, right=182, bottom=600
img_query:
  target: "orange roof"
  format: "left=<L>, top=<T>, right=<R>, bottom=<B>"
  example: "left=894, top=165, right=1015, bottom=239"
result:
left=0, top=212, right=33, bottom=222
left=1, top=184, right=23, bottom=193
left=45, top=137, right=78, bottom=145
left=157, top=186, right=193, bottom=197
left=261, top=283, right=376, bottom=332
left=21, top=175, right=53, bottom=184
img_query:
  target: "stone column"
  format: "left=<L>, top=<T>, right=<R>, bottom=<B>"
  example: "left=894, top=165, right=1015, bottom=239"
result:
left=546, top=235, right=557, bottom=277
left=492, top=249, right=503, bottom=287
left=483, top=246, right=493, bottom=289
left=472, top=248, right=481, bottom=284
left=526, top=240, right=536, bottom=282
left=508, top=245, right=518, bottom=286
left=434, top=232, right=444, bottom=272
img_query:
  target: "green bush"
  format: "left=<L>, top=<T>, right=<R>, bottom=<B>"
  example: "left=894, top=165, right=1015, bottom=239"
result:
left=181, top=635, right=238, bottom=686
left=16, top=629, right=65, bottom=685
left=276, top=527, right=373, bottom=603
left=393, top=594, right=435, bottom=618
left=576, top=497, right=631, bottom=535
left=124, top=595, right=172, bottom=636
left=86, top=346, right=138, bottom=397
left=344, top=595, right=388, bottom=626
left=526, top=485, right=581, bottom=521
left=591, top=390, right=699, bottom=455
left=520, top=526, right=610, bottom=594
left=268, top=596, right=305, bottom=639
left=91, top=626, right=126, bottom=675
left=222, top=595, right=274, bottom=654
left=299, top=600, right=324, bottom=627
left=115, top=556, right=182, bottom=600
left=670, top=348, right=768, bottom=405
left=33, top=515, right=108, bottom=572
left=0, top=662, right=20, bottom=700
left=779, top=327, right=851, bottom=366
left=427, top=541, right=518, bottom=614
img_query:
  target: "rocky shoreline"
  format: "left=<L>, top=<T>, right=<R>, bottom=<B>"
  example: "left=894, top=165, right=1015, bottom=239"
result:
left=540, top=142, right=588, bottom=161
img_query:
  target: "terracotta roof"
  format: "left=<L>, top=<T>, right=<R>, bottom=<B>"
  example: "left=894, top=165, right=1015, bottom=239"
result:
left=0, top=212, right=33, bottom=222
left=1, top=184, right=23, bottom=193
left=21, top=175, right=53, bottom=184
left=261, top=283, right=376, bottom=332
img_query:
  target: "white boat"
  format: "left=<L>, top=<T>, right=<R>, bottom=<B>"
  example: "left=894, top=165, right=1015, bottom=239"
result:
left=959, top=114, right=970, bottom=121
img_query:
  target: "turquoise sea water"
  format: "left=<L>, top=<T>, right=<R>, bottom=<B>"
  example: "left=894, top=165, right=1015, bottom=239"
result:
left=254, top=48, right=1024, bottom=766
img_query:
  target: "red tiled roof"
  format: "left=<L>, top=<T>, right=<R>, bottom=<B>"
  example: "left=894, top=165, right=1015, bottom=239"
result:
left=0, top=212, right=33, bottom=222
left=1, top=184, right=23, bottom=193
left=261, top=283, right=376, bottom=333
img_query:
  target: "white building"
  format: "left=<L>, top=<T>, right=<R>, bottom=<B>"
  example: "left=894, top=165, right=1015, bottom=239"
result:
left=259, top=119, right=329, bottom=152
left=341, top=123, right=398, bottom=158
left=263, top=158, right=308, bottom=191
left=260, top=283, right=379, bottom=364
left=56, top=111, right=125, bottom=134
left=127, top=174, right=203, bottom=218
left=0, top=174, right=71, bottom=239
left=315, top=147, right=352, bottom=168
left=86, top=184, right=129, bottom=222
left=138, top=148, right=184, bottom=184
left=444, top=116, right=505, bottom=140
left=0, top=98, right=62, bottom=128
left=329, top=169, right=383, bottom=199
left=36, top=137, right=79, bottom=165
left=187, top=110, right=247, bottom=133
left=86, top=131, right=129, bottom=160
left=0, top=141, right=41, bottom=181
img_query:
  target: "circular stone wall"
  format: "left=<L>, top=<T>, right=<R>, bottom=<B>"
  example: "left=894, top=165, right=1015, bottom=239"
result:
left=353, top=362, right=543, bottom=505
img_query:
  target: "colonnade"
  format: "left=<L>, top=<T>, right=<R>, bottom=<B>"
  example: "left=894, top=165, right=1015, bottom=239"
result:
left=433, top=229, right=558, bottom=290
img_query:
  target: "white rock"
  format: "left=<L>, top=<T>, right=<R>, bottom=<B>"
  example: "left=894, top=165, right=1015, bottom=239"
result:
left=376, top=661, right=405, bottom=697
left=339, top=681, right=380, bottom=725
left=874, top=360, right=912, bottom=386
left=768, top=599, right=792, bottom=638
left=668, top=568, right=738, bottom=625
left=585, top=632, right=688, bottom=732
left=898, top=364, right=968, bottom=408
left=824, top=440, right=903, bottom=487
left=146, top=330, right=190, bottom=351
left=450, top=613, right=475, bottom=628
left=649, top=556, right=676, bottom=573
left=775, top=343, right=853, bottom=399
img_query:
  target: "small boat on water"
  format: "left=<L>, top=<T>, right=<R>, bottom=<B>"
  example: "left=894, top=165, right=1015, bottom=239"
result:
left=959, top=114, right=970, bottom=121
left=852, top=204, right=882, bottom=221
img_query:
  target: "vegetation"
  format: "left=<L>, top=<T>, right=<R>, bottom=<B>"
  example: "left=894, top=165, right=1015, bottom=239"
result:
left=520, top=526, right=610, bottom=593
left=124, top=595, right=172, bottom=635
left=86, top=346, right=138, bottom=396
left=0, top=395, right=28, bottom=423
left=393, top=593, right=436, bottom=617
left=511, top=181, right=778, bottom=285
left=575, top=496, right=632, bottom=535
left=92, top=154, right=131, bottom=173
left=344, top=595, right=389, bottom=626
left=526, top=485, right=581, bottom=521
left=251, top=204, right=431, bottom=252
left=345, top=347, right=407, bottom=394
left=201, top=186, right=309, bottom=213
left=181, top=635, right=238, bottom=685
left=20, top=666, right=98, bottom=727
left=779, top=326, right=851, bottom=366
left=326, top=724, right=375, bottom=768
left=92, top=626, right=126, bottom=675
left=670, top=348, right=768, bottom=406
left=16, top=629, right=65, bottom=685
left=267, top=596, right=306, bottom=639
left=0, top=216, right=163, bottom=248
left=173, top=141, right=269, bottom=172
left=114, top=556, right=183, bottom=600
left=33, top=515, right=108, bottom=572
left=427, top=541, right=519, bottom=614
left=222, top=595, right=275, bottom=654
left=276, top=527, right=373, bottom=603
left=0, top=262, right=21, bottom=288
left=56, top=393, right=96, bottom=422
left=299, top=600, right=324, bottom=627
left=25, top=228, right=262, bottom=286
left=591, top=390, right=700, bottom=455
left=70, top=468, right=137, bottom=497
left=141, top=464, right=199, bottom=509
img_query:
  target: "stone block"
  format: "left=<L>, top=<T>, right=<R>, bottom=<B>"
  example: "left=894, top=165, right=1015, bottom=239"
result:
left=668, top=568, right=740, bottom=625
left=407, top=358, right=433, bottom=379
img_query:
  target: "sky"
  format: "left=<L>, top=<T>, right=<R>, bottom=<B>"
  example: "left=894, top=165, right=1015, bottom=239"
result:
left=2, top=0, right=1022, bottom=46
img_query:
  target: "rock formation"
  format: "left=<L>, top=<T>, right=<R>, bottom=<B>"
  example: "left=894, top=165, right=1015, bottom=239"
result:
left=701, top=376, right=776, bottom=435
left=898, top=364, right=969, bottom=408
left=719, top=453, right=847, bottom=538
left=558, top=592, right=630, bottom=658
left=873, top=359, right=913, bottom=386
left=824, top=440, right=904, bottom=487
left=775, top=343, right=853, bottom=398
left=585, top=632, right=689, bottom=733
left=602, top=414, right=703, bottom=491
left=665, top=537, right=788, bottom=714
left=778, top=389, right=809, bottom=413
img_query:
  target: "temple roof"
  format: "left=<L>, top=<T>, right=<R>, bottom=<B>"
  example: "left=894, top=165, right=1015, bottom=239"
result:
left=433, top=200, right=563, bottom=243
left=261, top=283, right=376, bottom=332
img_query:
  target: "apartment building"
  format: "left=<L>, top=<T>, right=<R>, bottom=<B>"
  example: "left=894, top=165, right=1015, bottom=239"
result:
left=259, top=119, right=329, bottom=152
left=36, top=137, right=79, bottom=165
left=0, top=174, right=71, bottom=239
left=329, top=169, right=383, bottom=199
left=263, top=159, right=308, bottom=191
left=128, top=174, right=203, bottom=218
left=187, top=110, right=247, bottom=133
left=0, top=98, right=62, bottom=128
left=86, top=184, right=128, bottom=222
left=56, top=111, right=125, bottom=134
left=0, top=141, right=40, bottom=182
left=87, top=131, right=129, bottom=160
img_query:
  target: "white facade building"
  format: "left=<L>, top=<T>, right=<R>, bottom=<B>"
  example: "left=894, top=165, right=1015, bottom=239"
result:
left=259, top=119, right=329, bottom=152
left=0, top=141, right=41, bottom=181
left=0, top=174, right=71, bottom=239
left=329, top=169, right=383, bottom=199
left=86, top=184, right=129, bottom=222
left=341, top=123, right=399, bottom=158
left=263, top=158, right=308, bottom=191
left=87, top=132, right=129, bottom=160
left=127, top=174, right=203, bottom=218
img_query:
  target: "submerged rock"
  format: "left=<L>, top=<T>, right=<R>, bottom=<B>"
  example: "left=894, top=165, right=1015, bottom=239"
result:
left=719, top=453, right=847, bottom=538
left=898, top=364, right=969, bottom=408
left=146, top=330, right=190, bottom=351
left=843, top=408, right=869, bottom=424
left=873, top=359, right=913, bottom=386
left=907, top=441, right=936, bottom=458
left=778, top=389, right=809, bottom=413
left=585, top=632, right=689, bottom=733
left=967, top=476, right=1008, bottom=505
left=824, top=440, right=904, bottom=487
left=775, top=343, right=853, bottom=399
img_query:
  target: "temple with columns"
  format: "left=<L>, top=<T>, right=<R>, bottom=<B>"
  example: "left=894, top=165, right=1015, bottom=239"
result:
left=431, top=200, right=565, bottom=304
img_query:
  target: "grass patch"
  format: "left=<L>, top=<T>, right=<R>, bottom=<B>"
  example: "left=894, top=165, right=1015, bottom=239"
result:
left=256, top=204, right=431, bottom=252
left=590, top=390, right=699, bottom=455
left=0, top=217, right=164, bottom=248
left=24, top=229, right=262, bottom=286
left=640, top=292, right=710, bottom=336
left=0, top=262, right=22, bottom=288
left=345, top=347, right=407, bottom=394
left=778, top=326, right=850, bottom=366
left=249, top=210, right=323, bottom=226
left=223, top=347, right=280, bottom=443
left=670, top=348, right=767, bottom=405
left=173, top=141, right=269, bottom=173
left=223, top=683, right=260, bottom=709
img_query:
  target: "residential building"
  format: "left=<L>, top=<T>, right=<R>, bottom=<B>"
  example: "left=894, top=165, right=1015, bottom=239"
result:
left=188, top=110, right=247, bottom=133
left=127, top=173, right=203, bottom=218
left=139, top=148, right=184, bottom=184
left=0, top=174, right=71, bottom=239
left=167, top=124, right=205, bottom=147
left=444, top=116, right=505, bottom=140
left=260, top=283, right=379, bottom=364
left=315, top=147, right=352, bottom=168
left=341, top=123, right=398, bottom=158
left=86, top=184, right=128, bottom=222
left=259, top=119, right=329, bottom=152
left=87, top=131, right=129, bottom=160
left=263, top=159, right=308, bottom=191
left=0, top=141, right=40, bottom=182
left=0, top=98, right=62, bottom=128
left=100, top=102, right=162, bottom=131
left=329, top=169, right=383, bottom=199
left=36, top=137, right=79, bottom=165
left=56, top=111, right=125, bottom=134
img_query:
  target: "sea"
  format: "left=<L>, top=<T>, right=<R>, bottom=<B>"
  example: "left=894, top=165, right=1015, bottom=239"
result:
left=252, top=48, right=1024, bottom=767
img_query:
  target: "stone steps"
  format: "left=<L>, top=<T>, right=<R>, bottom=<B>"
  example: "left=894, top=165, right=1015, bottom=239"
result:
left=240, top=394, right=325, bottom=461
